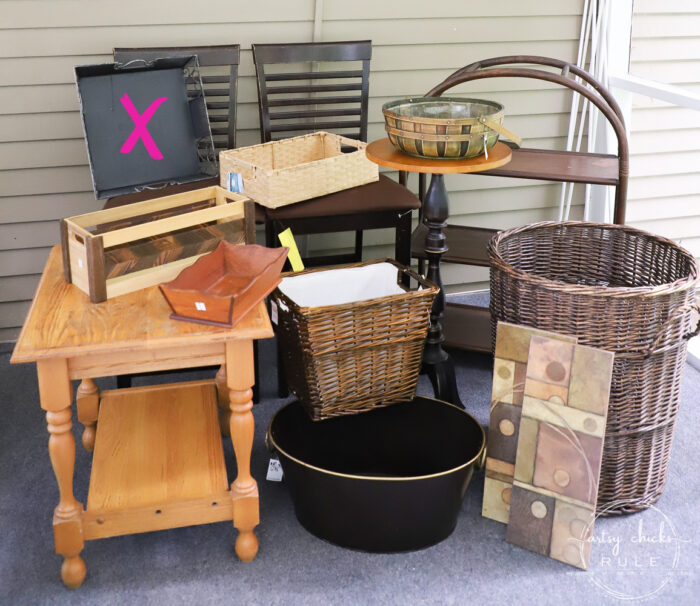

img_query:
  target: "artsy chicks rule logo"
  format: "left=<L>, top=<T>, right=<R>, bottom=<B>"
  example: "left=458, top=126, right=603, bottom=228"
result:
left=583, top=500, right=686, bottom=601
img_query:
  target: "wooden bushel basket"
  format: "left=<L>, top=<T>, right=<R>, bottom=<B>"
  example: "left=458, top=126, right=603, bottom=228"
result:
left=383, top=96, right=521, bottom=159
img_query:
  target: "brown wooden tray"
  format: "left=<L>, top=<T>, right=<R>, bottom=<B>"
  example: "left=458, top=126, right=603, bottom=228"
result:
left=160, top=242, right=288, bottom=327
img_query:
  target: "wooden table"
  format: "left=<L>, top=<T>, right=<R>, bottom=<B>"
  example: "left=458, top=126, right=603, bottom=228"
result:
left=366, top=139, right=512, bottom=408
left=10, top=246, right=274, bottom=588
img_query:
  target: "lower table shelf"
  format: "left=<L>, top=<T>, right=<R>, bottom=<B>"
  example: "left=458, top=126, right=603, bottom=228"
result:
left=443, top=303, right=492, bottom=353
left=84, top=380, right=233, bottom=540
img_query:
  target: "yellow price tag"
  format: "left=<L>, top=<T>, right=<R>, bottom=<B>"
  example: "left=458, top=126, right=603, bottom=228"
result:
left=277, top=228, right=305, bottom=272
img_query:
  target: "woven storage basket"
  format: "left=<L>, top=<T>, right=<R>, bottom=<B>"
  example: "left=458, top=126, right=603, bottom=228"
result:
left=489, top=221, right=700, bottom=515
left=271, top=259, right=438, bottom=421
left=219, top=131, right=378, bottom=209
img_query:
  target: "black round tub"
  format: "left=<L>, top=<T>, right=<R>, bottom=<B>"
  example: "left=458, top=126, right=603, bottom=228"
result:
left=267, top=396, right=486, bottom=552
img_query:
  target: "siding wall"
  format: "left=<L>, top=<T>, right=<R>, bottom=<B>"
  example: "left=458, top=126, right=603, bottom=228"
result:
left=0, top=0, right=586, bottom=342
left=627, top=0, right=700, bottom=259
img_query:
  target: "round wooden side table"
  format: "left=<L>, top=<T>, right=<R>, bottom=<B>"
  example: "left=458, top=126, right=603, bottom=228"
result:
left=366, top=139, right=512, bottom=408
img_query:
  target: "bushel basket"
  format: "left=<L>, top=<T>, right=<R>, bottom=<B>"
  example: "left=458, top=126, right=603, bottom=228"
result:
left=271, top=259, right=438, bottom=421
left=489, top=221, right=700, bottom=515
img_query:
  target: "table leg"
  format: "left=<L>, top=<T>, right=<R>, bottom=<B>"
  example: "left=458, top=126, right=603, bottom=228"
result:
left=37, top=358, right=86, bottom=589
left=421, top=174, right=464, bottom=408
left=76, top=379, right=99, bottom=452
left=215, top=364, right=231, bottom=437
left=225, top=340, right=259, bottom=562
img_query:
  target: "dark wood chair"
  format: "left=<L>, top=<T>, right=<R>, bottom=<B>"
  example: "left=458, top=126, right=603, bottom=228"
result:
left=101, top=45, right=264, bottom=398
left=251, top=41, right=420, bottom=269
left=104, top=44, right=250, bottom=211
left=251, top=41, right=421, bottom=396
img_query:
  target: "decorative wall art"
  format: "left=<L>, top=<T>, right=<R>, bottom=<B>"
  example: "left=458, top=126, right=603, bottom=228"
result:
left=505, top=335, right=614, bottom=569
left=482, top=322, right=577, bottom=524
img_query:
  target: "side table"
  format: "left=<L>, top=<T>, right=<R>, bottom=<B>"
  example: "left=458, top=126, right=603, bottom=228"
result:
left=10, top=246, right=274, bottom=588
left=366, top=139, right=512, bottom=408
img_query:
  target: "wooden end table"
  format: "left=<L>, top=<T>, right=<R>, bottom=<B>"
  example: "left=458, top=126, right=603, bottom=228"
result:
left=366, top=139, right=512, bottom=408
left=10, top=246, right=274, bottom=588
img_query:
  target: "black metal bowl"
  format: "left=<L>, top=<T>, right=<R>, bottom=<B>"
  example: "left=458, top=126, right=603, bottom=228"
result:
left=267, top=396, right=486, bottom=552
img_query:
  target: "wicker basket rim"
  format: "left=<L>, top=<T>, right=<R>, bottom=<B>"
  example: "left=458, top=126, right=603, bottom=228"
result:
left=219, top=132, right=365, bottom=176
left=272, top=258, right=439, bottom=314
left=489, top=221, right=699, bottom=298
left=382, top=96, right=504, bottom=125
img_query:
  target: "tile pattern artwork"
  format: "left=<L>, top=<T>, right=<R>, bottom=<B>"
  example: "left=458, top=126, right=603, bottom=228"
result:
left=482, top=323, right=577, bottom=524
left=505, top=335, right=614, bottom=570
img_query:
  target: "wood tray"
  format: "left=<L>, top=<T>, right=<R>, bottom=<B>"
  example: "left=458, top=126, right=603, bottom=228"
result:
left=60, top=186, right=254, bottom=303
left=160, top=242, right=288, bottom=327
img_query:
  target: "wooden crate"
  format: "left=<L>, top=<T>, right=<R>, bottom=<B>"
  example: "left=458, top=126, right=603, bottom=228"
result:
left=60, top=186, right=254, bottom=303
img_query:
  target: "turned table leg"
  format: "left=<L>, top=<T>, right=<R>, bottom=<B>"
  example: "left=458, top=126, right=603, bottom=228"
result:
left=421, top=173, right=464, bottom=408
left=225, top=340, right=259, bottom=561
left=215, top=364, right=231, bottom=437
left=37, top=358, right=86, bottom=589
left=76, top=379, right=99, bottom=452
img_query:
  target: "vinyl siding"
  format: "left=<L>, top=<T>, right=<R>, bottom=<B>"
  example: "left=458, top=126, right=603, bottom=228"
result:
left=0, top=0, right=586, bottom=341
left=626, top=0, right=700, bottom=260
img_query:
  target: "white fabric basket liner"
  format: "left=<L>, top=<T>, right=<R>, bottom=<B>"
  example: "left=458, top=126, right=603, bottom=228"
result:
left=278, top=262, right=407, bottom=308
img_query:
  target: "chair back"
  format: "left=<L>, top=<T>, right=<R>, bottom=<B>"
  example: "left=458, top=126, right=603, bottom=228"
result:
left=252, top=41, right=371, bottom=143
left=113, top=45, right=240, bottom=152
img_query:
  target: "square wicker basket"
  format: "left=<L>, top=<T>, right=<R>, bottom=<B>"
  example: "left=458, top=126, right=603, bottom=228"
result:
left=270, top=259, right=438, bottom=421
left=219, top=131, right=378, bottom=209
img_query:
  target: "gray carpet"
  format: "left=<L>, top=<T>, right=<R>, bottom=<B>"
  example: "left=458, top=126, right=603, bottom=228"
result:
left=1, top=335, right=698, bottom=605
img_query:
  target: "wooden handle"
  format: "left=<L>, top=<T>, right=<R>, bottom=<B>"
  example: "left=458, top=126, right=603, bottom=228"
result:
left=479, top=116, right=522, bottom=148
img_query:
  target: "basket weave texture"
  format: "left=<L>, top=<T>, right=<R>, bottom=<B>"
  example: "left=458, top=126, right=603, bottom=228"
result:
left=383, top=98, right=504, bottom=159
left=489, top=221, right=700, bottom=515
left=271, top=259, right=438, bottom=421
left=219, top=131, right=378, bottom=209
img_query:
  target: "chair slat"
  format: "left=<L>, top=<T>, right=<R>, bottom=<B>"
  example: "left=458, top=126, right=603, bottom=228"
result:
left=270, top=120, right=362, bottom=133
left=268, top=96, right=362, bottom=107
left=269, top=108, right=362, bottom=120
left=265, top=70, right=363, bottom=81
left=201, top=88, right=230, bottom=97
left=206, top=102, right=229, bottom=110
left=266, top=83, right=363, bottom=95
left=201, top=75, right=231, bottom=84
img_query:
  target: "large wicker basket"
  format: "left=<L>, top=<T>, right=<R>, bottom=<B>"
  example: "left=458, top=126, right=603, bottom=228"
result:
left=219, top=131, right=378, bottom=209
left=271, top=259, right=438, bottom=421
left=489, top=221, right=700, bottom=515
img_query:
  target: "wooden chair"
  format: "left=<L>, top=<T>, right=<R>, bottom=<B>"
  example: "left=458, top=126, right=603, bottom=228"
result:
left=104, top=44, right=250, bottom=209
left=252, top=41, right=421, bottom=396
left=251, top=41, right=420, bottom=268
left=101, top=45, right=264, bottom=397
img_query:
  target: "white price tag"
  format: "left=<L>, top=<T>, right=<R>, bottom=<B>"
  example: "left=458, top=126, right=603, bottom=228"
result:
left=195, top=301, right=207, bottom=311
left=266, top=457, right=283, bottom=482
left=270, top=300, right=278, bottom=325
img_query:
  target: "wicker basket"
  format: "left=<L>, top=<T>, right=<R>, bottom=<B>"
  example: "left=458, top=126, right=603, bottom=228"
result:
left=219, top=131, right=378, bottom=209
left=271, top=259, right=438, bottom=421
left=489, top=221, right=700, bottom=515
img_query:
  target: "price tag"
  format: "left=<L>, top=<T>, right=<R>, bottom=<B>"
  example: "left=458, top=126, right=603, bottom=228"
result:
left=227, top=172, right=244, bottom=193
left=277, top=228, right=305, bottom=272
left=270, top=300, right=278, bottom=325
left=266, top=457, right=283, bottom=482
